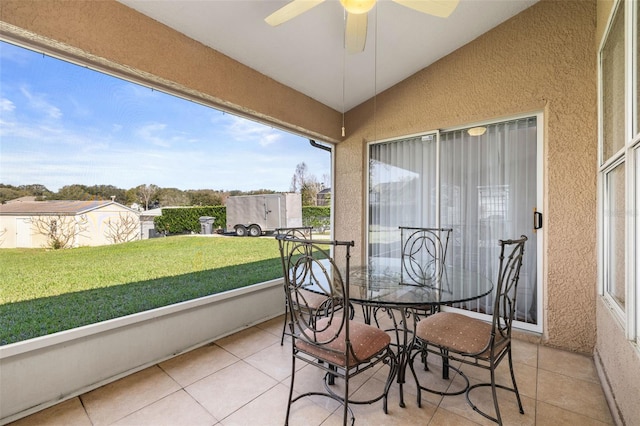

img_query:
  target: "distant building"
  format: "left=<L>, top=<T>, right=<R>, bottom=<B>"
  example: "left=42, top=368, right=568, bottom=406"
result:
left=0, top=200, right=140, bottom=248
left=317, top=188, right=331, bottom=206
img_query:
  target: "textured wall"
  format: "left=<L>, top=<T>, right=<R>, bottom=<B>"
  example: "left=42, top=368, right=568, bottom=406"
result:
left=335, top=0, right=598, bottom=353
left=0, top=0, right=342, bottom=143
left=595, top=299, right=640, bottom=425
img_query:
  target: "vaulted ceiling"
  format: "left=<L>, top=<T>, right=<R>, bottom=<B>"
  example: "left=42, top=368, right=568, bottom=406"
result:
left=117, top=0, right=538, bottom=112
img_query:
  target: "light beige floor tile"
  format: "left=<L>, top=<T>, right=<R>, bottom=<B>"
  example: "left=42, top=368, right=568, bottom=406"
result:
left=538, top=345, right=599, bottom=383
left=287, top=397, right=336, bottom=426
left=185, top=360, right=278, bottom=421
left=8, top=397, right=91, bottom=426
left=342, top=376, right=438, bottom=425
left=159, top=342, right=240, bottom=387
left=80, top=366, right=181, bottom=426
left=254, top=314, right=287, bottom=338
left=407, top=357, right=465, bottom=407
left=458, top=360, right=538, bottom=399
left=536, top=400, right=613, bottom=425
left=438, top=376, right=534, bottom=426
left=511, top=339, right=539, bottom=368
left=429, top=407, right=483, bottom=426
left=244, top=341, right=295, bottom=381
left=220, top=382, right=331, bottom=426
left=537, top=369, right=613, bottom=424
left=214, top=326, right=280, bottom=359
left=11, top=318, right=622, bottom=426
left=112, top=390, right=216, bottom=426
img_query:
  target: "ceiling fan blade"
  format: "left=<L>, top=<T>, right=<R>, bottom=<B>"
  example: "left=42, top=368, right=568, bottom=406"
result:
left=345, top=12, right=368, bottom=54
left=265, top=0, right=325, bottom=26
left=392, top=0, right=459, bottom=18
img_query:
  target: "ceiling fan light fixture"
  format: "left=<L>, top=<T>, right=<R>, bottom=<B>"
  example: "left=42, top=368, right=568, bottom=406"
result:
left=340, top=0, right=376, bottom=14
left=468, top=126, right=487, bottom=136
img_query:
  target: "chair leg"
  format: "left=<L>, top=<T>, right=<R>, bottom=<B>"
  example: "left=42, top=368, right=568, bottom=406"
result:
left=489, top=366, right=502, bottom=425
left=343, top=372, right=350, bottom=426
left=508, top=347, right=525, bottom=414
left=280, top=302, right=288, bottom=346
left=285, top=354, right=296, bottom=426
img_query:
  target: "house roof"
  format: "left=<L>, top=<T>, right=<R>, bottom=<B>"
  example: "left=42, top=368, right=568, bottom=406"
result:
left=0, top=200, right=134, bottom=216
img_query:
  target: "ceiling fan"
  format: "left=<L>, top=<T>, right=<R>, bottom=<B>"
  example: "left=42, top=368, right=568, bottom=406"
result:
left=265, top=0, right=460, bottom=54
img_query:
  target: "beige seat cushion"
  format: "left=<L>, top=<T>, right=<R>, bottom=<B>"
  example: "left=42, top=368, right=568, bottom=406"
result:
left=292, top=288, right=330, bottom=310
left=296, top=317, right=391, bottom=367
left=416, top=312, right=506, bottom=357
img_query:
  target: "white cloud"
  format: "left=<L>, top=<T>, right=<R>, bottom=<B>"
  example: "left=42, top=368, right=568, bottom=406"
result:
left=20, top=86, right=62, bottom=120
left=135, top=123, right=170, bottom=147
left=0, top=98, right=15, bottom=112
left=225, top=115, right=283, bottom=147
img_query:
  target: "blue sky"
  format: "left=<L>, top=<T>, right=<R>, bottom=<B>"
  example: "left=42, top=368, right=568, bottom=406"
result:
left=0, top=41, right=331, bottom=193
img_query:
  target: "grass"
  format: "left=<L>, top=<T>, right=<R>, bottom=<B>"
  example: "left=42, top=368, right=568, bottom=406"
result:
left=0, top=236, right=283, bottom=345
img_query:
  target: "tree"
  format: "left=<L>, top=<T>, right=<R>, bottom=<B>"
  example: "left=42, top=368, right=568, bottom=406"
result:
left=104, top=213, right=140, bottom=244
left=157, top=187, right=190, bottom=206
left=86, top=185, right=126, bottom=202
left=290, top=162, right=324, bottom=206
left=135, top=184, right=159, bottom=210
left=300, top=177, right=324, bottom=206
left=28, top=214, right=89, bottom=249
left=53, top=184, right=92, bottom=200
left=289, top=162, right=308, bottom=193
left=187, top=189, right=224, bottom=206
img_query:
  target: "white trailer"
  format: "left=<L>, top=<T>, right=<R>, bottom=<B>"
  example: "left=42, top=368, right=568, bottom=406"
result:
left=226, top=193, right=302, bottom=237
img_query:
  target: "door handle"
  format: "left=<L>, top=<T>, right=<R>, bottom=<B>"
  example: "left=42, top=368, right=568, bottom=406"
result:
left=533, top=210, right=543, bottom=232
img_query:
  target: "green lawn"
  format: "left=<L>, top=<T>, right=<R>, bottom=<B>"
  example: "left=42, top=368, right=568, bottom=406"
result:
left=0, top=236, right=283, bottom=345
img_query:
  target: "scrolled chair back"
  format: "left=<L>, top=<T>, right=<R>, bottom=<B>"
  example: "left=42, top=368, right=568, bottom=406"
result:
left=275, top=227, right=313, bottom=284
left=493, top=235, right=527, bottom=341
left=400, top=226, right=453, bottom=285
left=276, top=234, right=354, bottom=347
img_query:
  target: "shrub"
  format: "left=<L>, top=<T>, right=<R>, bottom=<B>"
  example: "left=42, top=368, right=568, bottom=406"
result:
left=154, top=206, right=226, bottom=234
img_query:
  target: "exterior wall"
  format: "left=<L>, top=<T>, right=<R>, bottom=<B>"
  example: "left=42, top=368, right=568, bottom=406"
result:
left=593, top=2, right=640, bottom=425
left=0, top=0, right=341, bottom=144
left=595, top=299, right=640, bottom=425
left=335, top=0, right=598, bottom=353
left=0, top=205, right=140, bottom=248
left=0, top=279, right=284, bottom=424
left=82, top=205, right=141, bottom=246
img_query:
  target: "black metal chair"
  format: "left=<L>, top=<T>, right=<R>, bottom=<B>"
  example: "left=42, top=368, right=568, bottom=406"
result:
left=408, top=235, right=527, bottom=425
left=369, top=227, right=453, bottom=330
left=400, top=226, right=453, bottom=286
left=276, top=234, right=397, bottom=426
left=275, top=227, right=313, bottom=345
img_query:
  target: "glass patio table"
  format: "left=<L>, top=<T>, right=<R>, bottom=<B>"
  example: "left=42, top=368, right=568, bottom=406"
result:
left=346, top=265, right=494, bottom=407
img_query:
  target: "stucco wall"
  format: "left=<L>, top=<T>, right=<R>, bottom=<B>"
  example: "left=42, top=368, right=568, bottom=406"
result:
left=595, top=299, right=640, bottom=425
left=0, top=0, right=341, bottom=143
left=335, top=0, right=598, bottom=353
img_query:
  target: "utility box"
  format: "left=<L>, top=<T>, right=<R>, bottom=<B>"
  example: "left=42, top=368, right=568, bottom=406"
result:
left=226, top=193, right=302, bottom=237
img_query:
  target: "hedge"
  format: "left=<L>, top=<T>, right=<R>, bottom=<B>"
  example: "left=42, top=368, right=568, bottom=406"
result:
left=302, top=206, right=330, bottom=230
left=154, top=206, right=330, bottom=234
left=154, top=206, right=226, bottom=234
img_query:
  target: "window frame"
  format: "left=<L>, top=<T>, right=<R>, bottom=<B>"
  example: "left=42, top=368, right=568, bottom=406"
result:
left=598, top=0, right=639, bottom=342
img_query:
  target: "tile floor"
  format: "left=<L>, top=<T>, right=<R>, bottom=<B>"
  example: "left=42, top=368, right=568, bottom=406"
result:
left=9, top=313, right=614, bottom=426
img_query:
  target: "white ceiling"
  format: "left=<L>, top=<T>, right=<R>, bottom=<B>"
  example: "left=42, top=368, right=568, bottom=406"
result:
left=117, top=0, right=538, bottom=112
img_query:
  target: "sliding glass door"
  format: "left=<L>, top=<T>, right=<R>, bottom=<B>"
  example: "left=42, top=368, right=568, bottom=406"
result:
left=368, top=115, right=542, bottom=330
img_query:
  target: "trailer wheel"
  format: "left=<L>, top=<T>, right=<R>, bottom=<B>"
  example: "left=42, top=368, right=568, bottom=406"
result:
left=235, top=225, right=247, bottom=237
left=248, top=225, right=262, bottom=237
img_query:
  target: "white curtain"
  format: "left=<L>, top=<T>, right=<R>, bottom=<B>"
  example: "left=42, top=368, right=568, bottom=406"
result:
left=368, top=118, right=538, bottom=324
